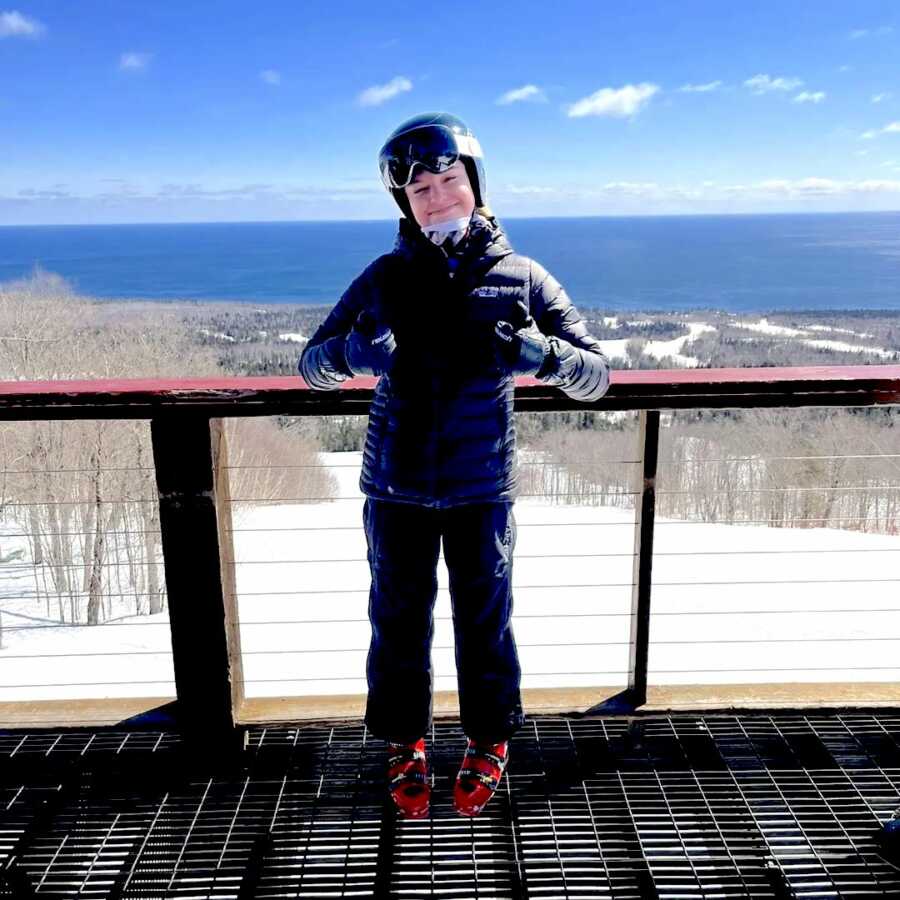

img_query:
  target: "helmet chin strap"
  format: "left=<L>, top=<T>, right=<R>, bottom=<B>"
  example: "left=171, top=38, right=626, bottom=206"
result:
left=421, top=213, right=473, bottom=247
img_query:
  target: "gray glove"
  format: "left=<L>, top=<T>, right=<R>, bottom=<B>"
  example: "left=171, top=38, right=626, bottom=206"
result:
left=542, top=336, right=611, bottom=401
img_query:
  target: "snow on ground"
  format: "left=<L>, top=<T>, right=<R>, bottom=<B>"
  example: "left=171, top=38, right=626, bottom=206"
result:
left=278, top=332, right=307, bottom=343
left=595, top=339, right=630, bottom=361
left=644, top=323, right=716, bottom=367
left=733, top=318, right=807, bottom=337
left=601, top=317, right=620, bottom=329
left=2, top=451, right=899, bottom=702
left=731, top=319, right=896, bottom=358
left=807, top=325, right=874, bottom=339
left=198, top=329, right=236, bottom=342
left=801, top=338, right=897, bottom=359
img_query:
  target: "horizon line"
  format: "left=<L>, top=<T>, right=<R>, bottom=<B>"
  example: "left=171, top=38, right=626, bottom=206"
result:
left=2, top=208, right=900, bottom=229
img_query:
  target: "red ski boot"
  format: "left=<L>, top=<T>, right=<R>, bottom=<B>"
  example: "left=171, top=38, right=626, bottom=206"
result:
left=453, top=739, right=509, bottom=817
left=386, top=738, right=430, bottom=819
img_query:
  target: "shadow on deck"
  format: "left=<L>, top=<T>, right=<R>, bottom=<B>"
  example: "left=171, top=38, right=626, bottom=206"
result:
left=2, top=712, right=900, bottom=898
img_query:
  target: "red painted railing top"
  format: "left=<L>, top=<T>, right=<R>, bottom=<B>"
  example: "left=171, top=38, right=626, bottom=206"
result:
left=0, top=365, right=898, bottom=419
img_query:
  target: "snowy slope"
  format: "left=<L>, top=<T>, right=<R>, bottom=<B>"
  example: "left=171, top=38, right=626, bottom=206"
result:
left=2, top=451, right=899, bottom=702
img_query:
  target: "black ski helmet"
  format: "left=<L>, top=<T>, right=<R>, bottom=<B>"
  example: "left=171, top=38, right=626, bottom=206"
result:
left=378, top=112, right=487, bottom=218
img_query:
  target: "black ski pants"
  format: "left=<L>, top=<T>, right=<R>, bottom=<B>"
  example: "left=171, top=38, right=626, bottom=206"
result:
left=363, top=497, right=524, bottom=744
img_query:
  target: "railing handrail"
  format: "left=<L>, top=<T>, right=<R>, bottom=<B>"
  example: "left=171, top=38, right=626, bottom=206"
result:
left=0, top=364, right=899, bottom=419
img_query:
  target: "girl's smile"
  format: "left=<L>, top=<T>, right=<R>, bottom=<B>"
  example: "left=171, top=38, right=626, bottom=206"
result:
left=404, top=161, right=476, bottom=227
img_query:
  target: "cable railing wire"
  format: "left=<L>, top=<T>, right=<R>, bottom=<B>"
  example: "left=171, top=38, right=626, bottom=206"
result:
left=2, top=621, right=174, bottom=631
left=234, top=607, right=900, bottom=624
left=214, top=451, right=900, bottom=469
left=3, top=576, right=898, bottom=606
left=655, top=484, right=900, bottom=496
left=221, top=513, right=894, bottom=533
left=236, top=662, right=900, bottom=684
left=0, top=549, right=646, bottom=572
left=0, top=528, right=162, bottom=539
left=219, top=576, right=900, bottom=597
left=225, top=520, right=635, bottom=533
left=0, top=649, right=173, bottom=660
left=6, top=605, right=897, bottom=633
left=656, top=452, right=900, bottom=464
left=0, top=465, right=156, bottom=475
left=0, top=679, right=177, bottom=689
left=234, top=635, right=900, bottom=657
left=1, top=488, right=643, bottom=506
left=226, top=547, right=900, bottom=566
left=222, top=458, right=644, bottom=470
left=3, top=559, right=169, bottom=573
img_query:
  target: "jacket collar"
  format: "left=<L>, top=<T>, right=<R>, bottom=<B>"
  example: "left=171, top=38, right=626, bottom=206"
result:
left=393, top=211, right=514, bottom=271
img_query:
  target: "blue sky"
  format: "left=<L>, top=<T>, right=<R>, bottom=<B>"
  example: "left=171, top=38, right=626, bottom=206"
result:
left=2, top=0, right=900, bottom=224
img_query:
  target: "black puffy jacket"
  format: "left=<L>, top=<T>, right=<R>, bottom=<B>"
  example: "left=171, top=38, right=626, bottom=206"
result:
left=299, top=213, right=610, bottom=508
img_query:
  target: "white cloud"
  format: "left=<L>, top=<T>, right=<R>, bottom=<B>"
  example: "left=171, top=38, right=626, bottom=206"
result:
left=260, top=69, right=281, bottom=86
left=602, top=181, right=662, bottom=196
left=357, top=76, right=412, bottom=107
left=861, top=121, right=900, bottom=139
left=502, top=183, right=557, bottom=195
left=765, top=178, right=839, bottom=195
left=677, top=81, right=723, bottom=93
left=744, top=74, right=804, bottom=94
left=872, top=92, right=892, bottom=103
left=850, top=25, right=894, bottom=39
left=793, top=91, right=826, bottom=104
left=838, top=64, right=853, bottom=73
left=0, top=10, right=45, bottom=37
left=567, top=82, right=659, bottom=119
left=731, top=177, right=900, bottom=196
left=496, top=84, right=546, bottom=105
left=119, top=52, right=152, bottom=71
left=856, top=178, right=900, bottom=192
left=12, top=174, right=900, bottom=222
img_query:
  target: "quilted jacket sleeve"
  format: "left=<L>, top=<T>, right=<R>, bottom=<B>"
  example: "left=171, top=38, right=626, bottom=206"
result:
left=528, top=260, right=610, bottom=402
left=298, top=261, right=378, bottom=390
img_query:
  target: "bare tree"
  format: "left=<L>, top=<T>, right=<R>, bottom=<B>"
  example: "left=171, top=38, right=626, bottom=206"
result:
left=517, top=406, right=900, bottom=535
left=0, top=272, right=336, bottom=629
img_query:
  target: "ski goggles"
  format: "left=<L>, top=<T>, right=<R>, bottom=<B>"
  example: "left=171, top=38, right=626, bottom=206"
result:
left=380, top=126, right=483, bottom=190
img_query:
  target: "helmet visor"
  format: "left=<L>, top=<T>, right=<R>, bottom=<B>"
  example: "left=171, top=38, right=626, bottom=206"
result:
left=380, top=125, right=463, bottom=190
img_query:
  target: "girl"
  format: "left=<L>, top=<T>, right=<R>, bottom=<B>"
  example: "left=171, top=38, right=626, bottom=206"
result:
left=299, top=112, right=609, bottom=818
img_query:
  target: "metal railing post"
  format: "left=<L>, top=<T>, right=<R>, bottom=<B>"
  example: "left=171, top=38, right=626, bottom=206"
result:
left=627, top=409, right=660, bottom=708
left=151, top=415, right=244, bottom=750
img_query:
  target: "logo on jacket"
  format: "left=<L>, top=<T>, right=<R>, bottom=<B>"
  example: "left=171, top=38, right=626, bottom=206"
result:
left=471, top=286, right=500, bottom=298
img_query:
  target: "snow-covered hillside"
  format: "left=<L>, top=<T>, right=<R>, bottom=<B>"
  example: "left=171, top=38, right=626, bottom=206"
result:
left=2, top=452, right=899, bottom=702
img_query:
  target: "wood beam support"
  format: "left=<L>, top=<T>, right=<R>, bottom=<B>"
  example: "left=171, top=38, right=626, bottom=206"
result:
left=627, top=409, right=660, bottom=710
left=151, top=416, right=244, bottom=751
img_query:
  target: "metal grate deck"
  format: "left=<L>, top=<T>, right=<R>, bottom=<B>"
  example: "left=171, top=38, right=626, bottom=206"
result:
left=1, top=713, right=899, bottom=898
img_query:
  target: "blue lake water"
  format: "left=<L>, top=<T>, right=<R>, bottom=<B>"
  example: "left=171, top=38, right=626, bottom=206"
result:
left=1, top=212, right=899, bottom=311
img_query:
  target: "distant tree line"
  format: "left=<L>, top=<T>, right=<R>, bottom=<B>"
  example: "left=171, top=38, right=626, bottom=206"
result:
left=188, top=304, right=899, bottom=378
left=521, top=408, right=900, bottom=534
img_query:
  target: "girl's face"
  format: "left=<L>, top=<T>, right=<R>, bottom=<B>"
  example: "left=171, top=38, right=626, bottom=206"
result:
left=404, top=161, right=476, bottom=227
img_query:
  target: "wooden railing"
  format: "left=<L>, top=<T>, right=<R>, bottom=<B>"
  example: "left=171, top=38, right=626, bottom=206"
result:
left=1, top=365, right=899, bottom=744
